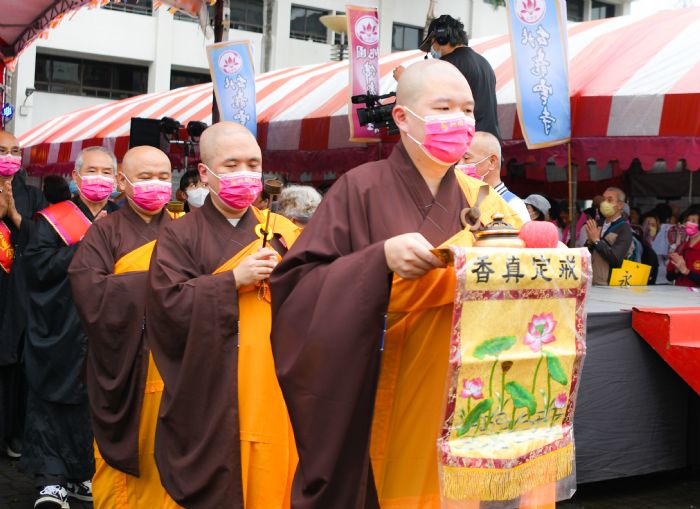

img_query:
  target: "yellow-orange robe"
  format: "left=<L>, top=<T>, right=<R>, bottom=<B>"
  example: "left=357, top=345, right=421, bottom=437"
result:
left=69, top=205, right=184, bottom=508
left=146, top=196, right=298, bottom=509
left=271, top=142, right=548, bottom=509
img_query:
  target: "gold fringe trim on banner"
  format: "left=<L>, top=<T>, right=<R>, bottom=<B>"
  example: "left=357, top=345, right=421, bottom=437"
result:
left=441, top=442, right=573, bottom=501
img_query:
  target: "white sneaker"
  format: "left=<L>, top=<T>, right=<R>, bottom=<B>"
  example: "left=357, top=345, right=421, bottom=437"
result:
left=66, top=479, right=92, bottom=502
left=34, top=485, right=69, bottom=508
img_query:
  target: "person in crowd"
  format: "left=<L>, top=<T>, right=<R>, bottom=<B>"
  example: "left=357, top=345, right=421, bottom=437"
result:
left=0, top=131, right=47, bottom=462
left=394, top=15, right=500, bottom=139
left=21, top=146, right=119, bottom=508
left=69, top=146, right=182, bottom=508
left=667, top=207, right=700, bottom=287
left=629, top=206, right=641, bottom=225
left=146, top=122, right=299, bottom=509
left=523, top=194, right=551, bottom=221
left=459, top=131, right=529, bottom=224
left=575, top=195, right=604, bottom=247
left=585, top=187, right=633, bottom=286
left=270, top=59, right=521, bottom=509
left=175, top=169, right=207, bottom=212
left=42, top=175, right=71, bottom=204
left=555, top=200, right=576, bottom=245
left=277, top=184, right=322, bottom=228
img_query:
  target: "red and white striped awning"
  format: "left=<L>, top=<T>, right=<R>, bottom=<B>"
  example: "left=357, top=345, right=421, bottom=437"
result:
left=18, top=6, right=700, bottom=177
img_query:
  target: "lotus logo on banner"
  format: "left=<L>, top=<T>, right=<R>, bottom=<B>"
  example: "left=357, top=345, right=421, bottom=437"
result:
left=207, top=41, right=257, bottom=136
left=506, top=0, right=570, bottom=149
left=347, top=4, right=381, bottom=142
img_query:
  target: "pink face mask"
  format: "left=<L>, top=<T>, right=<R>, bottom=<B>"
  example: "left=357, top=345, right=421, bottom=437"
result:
left=404, top=107, right=476, bottom=165
left=456, top=156, right=490, bottom=180
left=208, top=167, right=262, bottom=210
left=79, top=175, right=115, bottom=203
left=686, top=222, right=699, bottom=237
left=0, top=155, right=22, bottom=177
left=124, top=175, right=171, bottom=212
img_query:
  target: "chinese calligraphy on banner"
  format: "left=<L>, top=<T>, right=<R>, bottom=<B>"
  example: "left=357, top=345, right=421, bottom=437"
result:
left=346, top=4, right=381, bottom=142
left=207, top=40, right=257, bottom=136
left=438, top=246, right=590, bottom=506
left=506, top=0, right=571, bottom=148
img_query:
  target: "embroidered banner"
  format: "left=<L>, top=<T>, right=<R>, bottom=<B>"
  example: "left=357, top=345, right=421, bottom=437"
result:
left=36, top=201, right=92, bottom=246
left=207, top=40, right=257, bottom=136
left=346, top=4, right=381, bottom=142
left=506, top=0, right=570, bottom=148
left=0, top=221, right=14, bottom=273
left=438, top=247, right=590, bottom=506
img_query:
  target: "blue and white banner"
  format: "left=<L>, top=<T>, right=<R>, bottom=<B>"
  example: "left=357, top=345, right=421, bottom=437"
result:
left=206, top=40, right=257, bottom=136
left=506, top=0, right=570, bottom=148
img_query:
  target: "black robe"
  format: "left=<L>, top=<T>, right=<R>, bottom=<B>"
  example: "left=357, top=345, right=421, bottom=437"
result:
left=147, top=196, right=288, bottom=509
left=24, top=195, right=119, bottom=404
left=0, top=171, right=47, bottom=366
left=0, top=172, right=46, bottom=443
left=68, top=205, right=176, bottom=476
left=19, top=196, right=117, bottom=480
left=270, top=143, right=470, bottom=509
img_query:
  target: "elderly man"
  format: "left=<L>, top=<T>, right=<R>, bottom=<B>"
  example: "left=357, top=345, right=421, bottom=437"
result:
left=460, top=131, right=529, bottom=224
left=271, top=59, right=520, bottom=509
left=585, top=186, right=633, bottom=285
left=0, top=131, right=47, bottom=461
left=22, top=146, right=119, bottom=508
left=69, top=146, right=182, bottom=509
left=146, top=122, right=298, bottom=509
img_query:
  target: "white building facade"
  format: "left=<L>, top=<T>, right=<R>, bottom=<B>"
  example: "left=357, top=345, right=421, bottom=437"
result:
left=7, top=0, right=633, bottom=137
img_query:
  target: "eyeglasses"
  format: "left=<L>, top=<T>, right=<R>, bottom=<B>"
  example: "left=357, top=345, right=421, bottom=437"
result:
left=0, top=147, right=21, bottom=156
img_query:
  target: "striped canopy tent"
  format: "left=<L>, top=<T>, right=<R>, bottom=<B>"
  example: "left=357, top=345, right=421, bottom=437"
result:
left=18, top=6, right=700, bottom=186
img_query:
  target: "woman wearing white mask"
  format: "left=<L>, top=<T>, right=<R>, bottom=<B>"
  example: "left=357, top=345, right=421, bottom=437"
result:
left=176, top=169, right=209, bottom=212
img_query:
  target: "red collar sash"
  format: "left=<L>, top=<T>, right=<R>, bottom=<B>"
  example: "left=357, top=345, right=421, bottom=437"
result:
left=0, top=221, right=14, bottom=273
left=36, top=201, right=92, bottom=246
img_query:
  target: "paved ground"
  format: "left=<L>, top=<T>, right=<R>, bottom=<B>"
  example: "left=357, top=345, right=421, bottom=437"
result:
left=1, top=454, right=700, bottom=508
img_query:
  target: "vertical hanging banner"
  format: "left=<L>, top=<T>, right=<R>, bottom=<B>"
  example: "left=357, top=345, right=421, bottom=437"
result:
left=207, top=40, right=257, bottom=136
left=506, top=0, right=570, bottom=149
left=346, top=4, right=381, bottom=142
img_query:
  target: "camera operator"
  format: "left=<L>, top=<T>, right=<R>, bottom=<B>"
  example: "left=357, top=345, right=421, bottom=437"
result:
left=394, top=15, right=500, bottom=141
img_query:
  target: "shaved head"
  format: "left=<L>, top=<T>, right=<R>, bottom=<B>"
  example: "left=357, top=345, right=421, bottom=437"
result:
left=121, top=146, right=171, bottom=180
left=199, top=122, right=259, bottom=168
left=469, top=131, right=501, bottom=165
left=0, top=131, right=20, bottom=156
left=396, top=59, right=473, bottom=110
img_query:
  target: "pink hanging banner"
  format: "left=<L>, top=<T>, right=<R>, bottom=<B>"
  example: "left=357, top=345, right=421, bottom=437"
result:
left=346, top=4, right=381, bottom=143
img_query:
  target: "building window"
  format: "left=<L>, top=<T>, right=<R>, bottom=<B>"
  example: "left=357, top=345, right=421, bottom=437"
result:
left=567, top=0, right=584, bottom=22
left=175, top=1, right=262, bottom=32
left=333, top=10, right=346, bottom=46
left=591, top=1, right=616, bottom=20
left=290, top=5, right=329, bottom=43
left=392, top=23, right=424, bottom=52
left=102, top=0, right=152, bottom=15
left=35, top=54, right=148, bottom=100
left=171, top=70, right=211, bottom=89
left=231, top=0, right=264, bottom=33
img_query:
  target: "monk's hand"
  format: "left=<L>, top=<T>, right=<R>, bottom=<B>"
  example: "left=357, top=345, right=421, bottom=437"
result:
left=4, top=182, right=21, bottom=228
left=384, top=233, right=444, bottom=279
left=233, top=248, right=278, bottom=288
left=393, top=65, right=405, bottom=81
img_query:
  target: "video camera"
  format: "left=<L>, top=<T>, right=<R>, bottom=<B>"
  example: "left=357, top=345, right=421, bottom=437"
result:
left=351, top=92, right=398, bottom=135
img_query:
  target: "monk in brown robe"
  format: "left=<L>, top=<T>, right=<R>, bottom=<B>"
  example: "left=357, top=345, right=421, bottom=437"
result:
left=146, top=122, right=298, bottom=509
left=270, top=59, right=526, bottom=509
left=69, top=146, right=183, bottom=508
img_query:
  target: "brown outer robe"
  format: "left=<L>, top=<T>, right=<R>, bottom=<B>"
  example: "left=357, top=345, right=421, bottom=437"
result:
left=271, top=142, right=479, bottom=509
left=68, top=204, right=176, bottom=477
left=146, top=196, right=286, bottom=509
